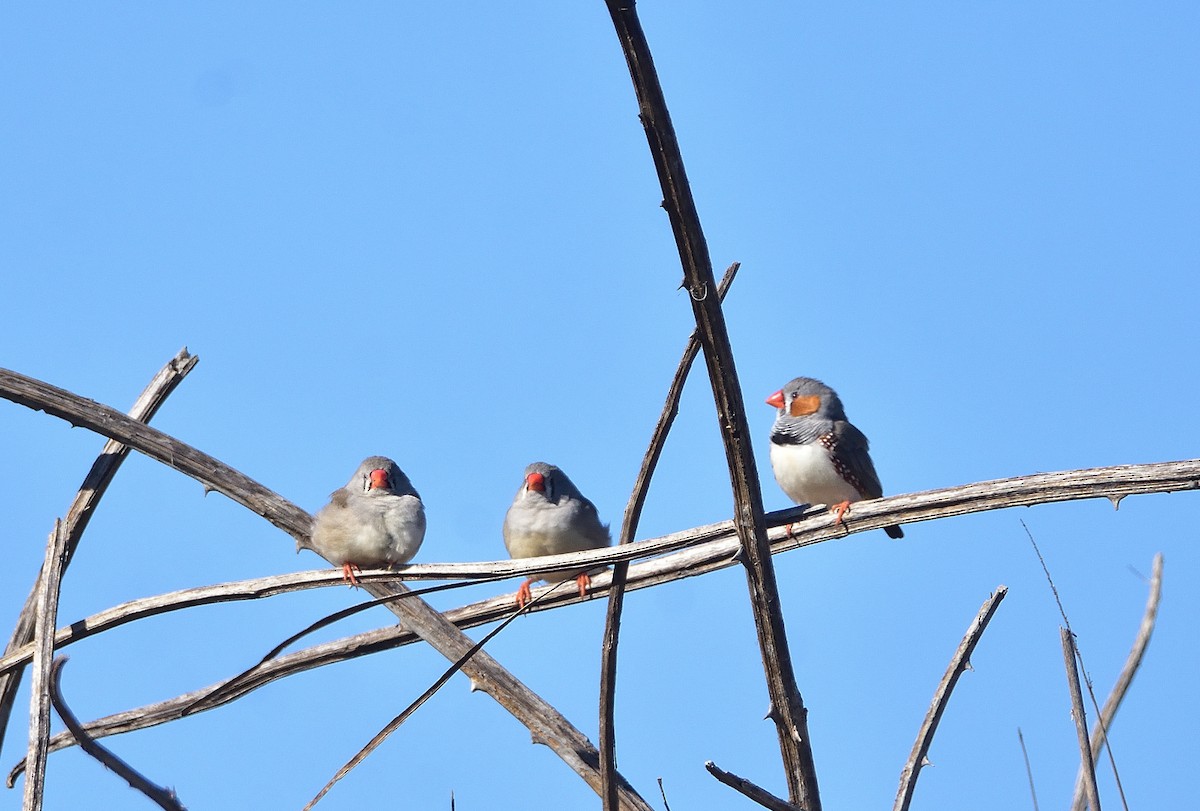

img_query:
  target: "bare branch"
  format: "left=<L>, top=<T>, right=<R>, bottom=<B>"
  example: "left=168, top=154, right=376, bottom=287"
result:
left=601, top=262, right=739, bottom=809
left=0, top=365, right=311, bottom=540
left=1061, top=628, right=1102, bottom=811
left=893, top=586, right=1008, bottom=811
left=22, top=520, right=69, bottom=810
left=1069, top=554, right=1162, bottom=811
left=49, top=657, right=186, bottom=810
left=1016, top=728, right=1040, bottom=811
left=705, top=761, right=800, bottom=811
left=0, top=348, right=197, bottom=758
left=603, top=4, right=817, bottom=805
left=1, top=466, right=1191, bottom=682
left=0, top=368, right=654, bottom=810
left=304, top=582, right=568, bottom=810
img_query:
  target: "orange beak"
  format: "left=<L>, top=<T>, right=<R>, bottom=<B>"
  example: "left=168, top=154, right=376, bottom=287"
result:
left=766, top=390, right=785, bottom=409
left=369, top=469, right=390, bottom=490
left=525, top=472, right=546, bottom=492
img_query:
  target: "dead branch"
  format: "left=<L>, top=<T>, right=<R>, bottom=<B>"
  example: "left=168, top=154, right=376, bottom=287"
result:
left=705, top=761, right=800, bottom=811
left=1061, top=628, right=1102, bottom=811
left=601, top=262, right=740, bottom=809
left=23, top=521, right=68, bottom=811
left=304, top=582, right=567, bottom=810
left=1016, top=727, right=1040, bottom=811
left=0, top=369, right=653, bottom=810
left=49, top=657, right=186, bottom=811
left=0, top=348, right=197, bottom=758
left=1069, top=554, right=1162, bottom=811
left=893, top=586, right=1008, bottom=811
left=603, top=3, right=818, bottom=805
left=0, top=466, right=1192, bottom=683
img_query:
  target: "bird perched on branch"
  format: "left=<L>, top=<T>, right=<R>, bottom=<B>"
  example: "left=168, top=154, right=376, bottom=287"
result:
left=503, top=462, right=611, bottom=608
left=310, top=456, right=427, bottom=585
left=766, top=377, right=903, bottom=539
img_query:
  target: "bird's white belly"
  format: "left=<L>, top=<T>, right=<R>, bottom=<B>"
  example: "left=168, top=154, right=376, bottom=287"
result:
left=770, top=442, right=860, bottom=507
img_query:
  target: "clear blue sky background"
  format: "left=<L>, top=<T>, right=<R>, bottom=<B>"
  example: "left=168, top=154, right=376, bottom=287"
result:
left=3, top=3, right=1198, bottom=809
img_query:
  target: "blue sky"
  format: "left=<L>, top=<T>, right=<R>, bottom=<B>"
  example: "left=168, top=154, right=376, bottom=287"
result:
left=2, top=3, right=1198, bottom=809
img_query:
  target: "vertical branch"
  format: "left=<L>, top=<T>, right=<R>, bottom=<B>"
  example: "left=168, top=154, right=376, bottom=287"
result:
left=0, top=349, right=198, bottom=758
left=1061, top=629, right=1101, bottom=811
left=23, top=520, right=69, bottom=811
left=600, top=265, right=739, bottom=809
left=603, top=2, right=818, bottom=807
left=893, top=586, right=1008, bottom=811
left=1069, top=554, right=1161, bottom=811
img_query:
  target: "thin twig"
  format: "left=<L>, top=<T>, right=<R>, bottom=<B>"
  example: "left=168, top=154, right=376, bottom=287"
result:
left=656, top=777, right=671, bottom=811
left=1061, top=628, right=1102, bottom=811
left=0, top=348, right=197, bottom=759
left=1069, top=555, right=1161, bottom=811
left=704, top=761, right=800, bottom=811
left=1026, top=521, right=1126, bottom=810
left=1016, top=727, right=1040, bottom=811
left=22, top=520, right=69, bottom=810
left=304, top=581, right=570, bottom=810
left=182, top=578, right=501, bottom=716
left=893, top=586, right=1008, bottom=811
left=49, top=657, right=186, bottom=810
left=603, top=3, right=817, bottom=805
left=601, top=261, right=739, bottom=809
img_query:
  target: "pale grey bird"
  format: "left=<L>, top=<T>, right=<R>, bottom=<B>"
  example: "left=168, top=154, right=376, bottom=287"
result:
left=766, top=377, right=904, bottom=539
left=310, top=456, right=426, bottom=585
left=502, top=462, right=611, bottom=608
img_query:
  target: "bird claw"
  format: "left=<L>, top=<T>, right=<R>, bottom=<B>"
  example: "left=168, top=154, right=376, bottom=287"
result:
left=341, top=563, right=363, bottom=587
left=575, top=572, right=592, bottom=599
left=831, top=501, right=852, bottom=531
left=515, top=579, right=534, bottom=609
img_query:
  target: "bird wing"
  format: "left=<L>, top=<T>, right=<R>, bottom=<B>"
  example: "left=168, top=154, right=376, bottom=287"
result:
left=829, top=421, right=885, bottom=500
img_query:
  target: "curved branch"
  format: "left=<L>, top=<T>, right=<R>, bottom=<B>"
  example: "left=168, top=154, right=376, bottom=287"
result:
left=0, top=348, right=198, bottom=759
left=893, top=586, right=1008, bottom=811
left=601, top=262, right=740, bottom=809
left=2, top=462, right=1195, bottom=681
left=604, top=2, right=817, bottom=806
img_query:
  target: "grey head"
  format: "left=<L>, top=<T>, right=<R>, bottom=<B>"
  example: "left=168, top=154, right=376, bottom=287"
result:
left=341, top=455, right=420, bottom=500
left=767, top=377, right=849, bottom=444
left=514, top=461, right=590, bottom=506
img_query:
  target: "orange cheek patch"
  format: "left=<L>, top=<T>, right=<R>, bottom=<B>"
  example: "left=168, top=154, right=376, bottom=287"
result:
left=789, top=395, right=821, bottom=417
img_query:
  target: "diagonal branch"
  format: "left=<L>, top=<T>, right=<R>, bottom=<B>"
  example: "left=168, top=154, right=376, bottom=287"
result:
left=1069, top=554, right=1162, bottom=811
left=706, top=760, right=800, bottom=811
left=0, top=348, right=198, bottom=759
left=1061, top=628, right=1102, bottom=811
left=603, top=3, right=817, bottom=806
left=23, top=521, right=69, bottom=811
left=0, top=368, right=653, bottom=810
left=601, top=261, right=739, bottom=809
left=893, top=586, right=1008, bottom=811
left=49, top=657, right=186, bottom=811
left=304, top=582, right=569, bottom=810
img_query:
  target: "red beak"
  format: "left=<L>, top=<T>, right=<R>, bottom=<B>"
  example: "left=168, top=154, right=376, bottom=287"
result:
left=525, top=472, right=546, bottom=492
left=766, top=390, right=785, bottom=409
left=369, top=469, right=390, bottom=490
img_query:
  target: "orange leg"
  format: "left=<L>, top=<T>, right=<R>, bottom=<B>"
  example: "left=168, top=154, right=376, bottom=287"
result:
left=341, top=562, right=362, bottom=587
left=575, top=572, right=592, bottom=599
left=830, top=500, right=852, bottom=527
left=515, top=578, right=534, bottom=609
left=784, top=522, right=796, bottom=538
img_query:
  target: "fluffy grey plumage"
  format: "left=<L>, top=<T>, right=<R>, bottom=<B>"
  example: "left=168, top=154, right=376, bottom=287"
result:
left=767, top=377, right=903, bottom=539
left=310, top=456, right=426, bottom=584
left=502, top=461, right=610, bottom=606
